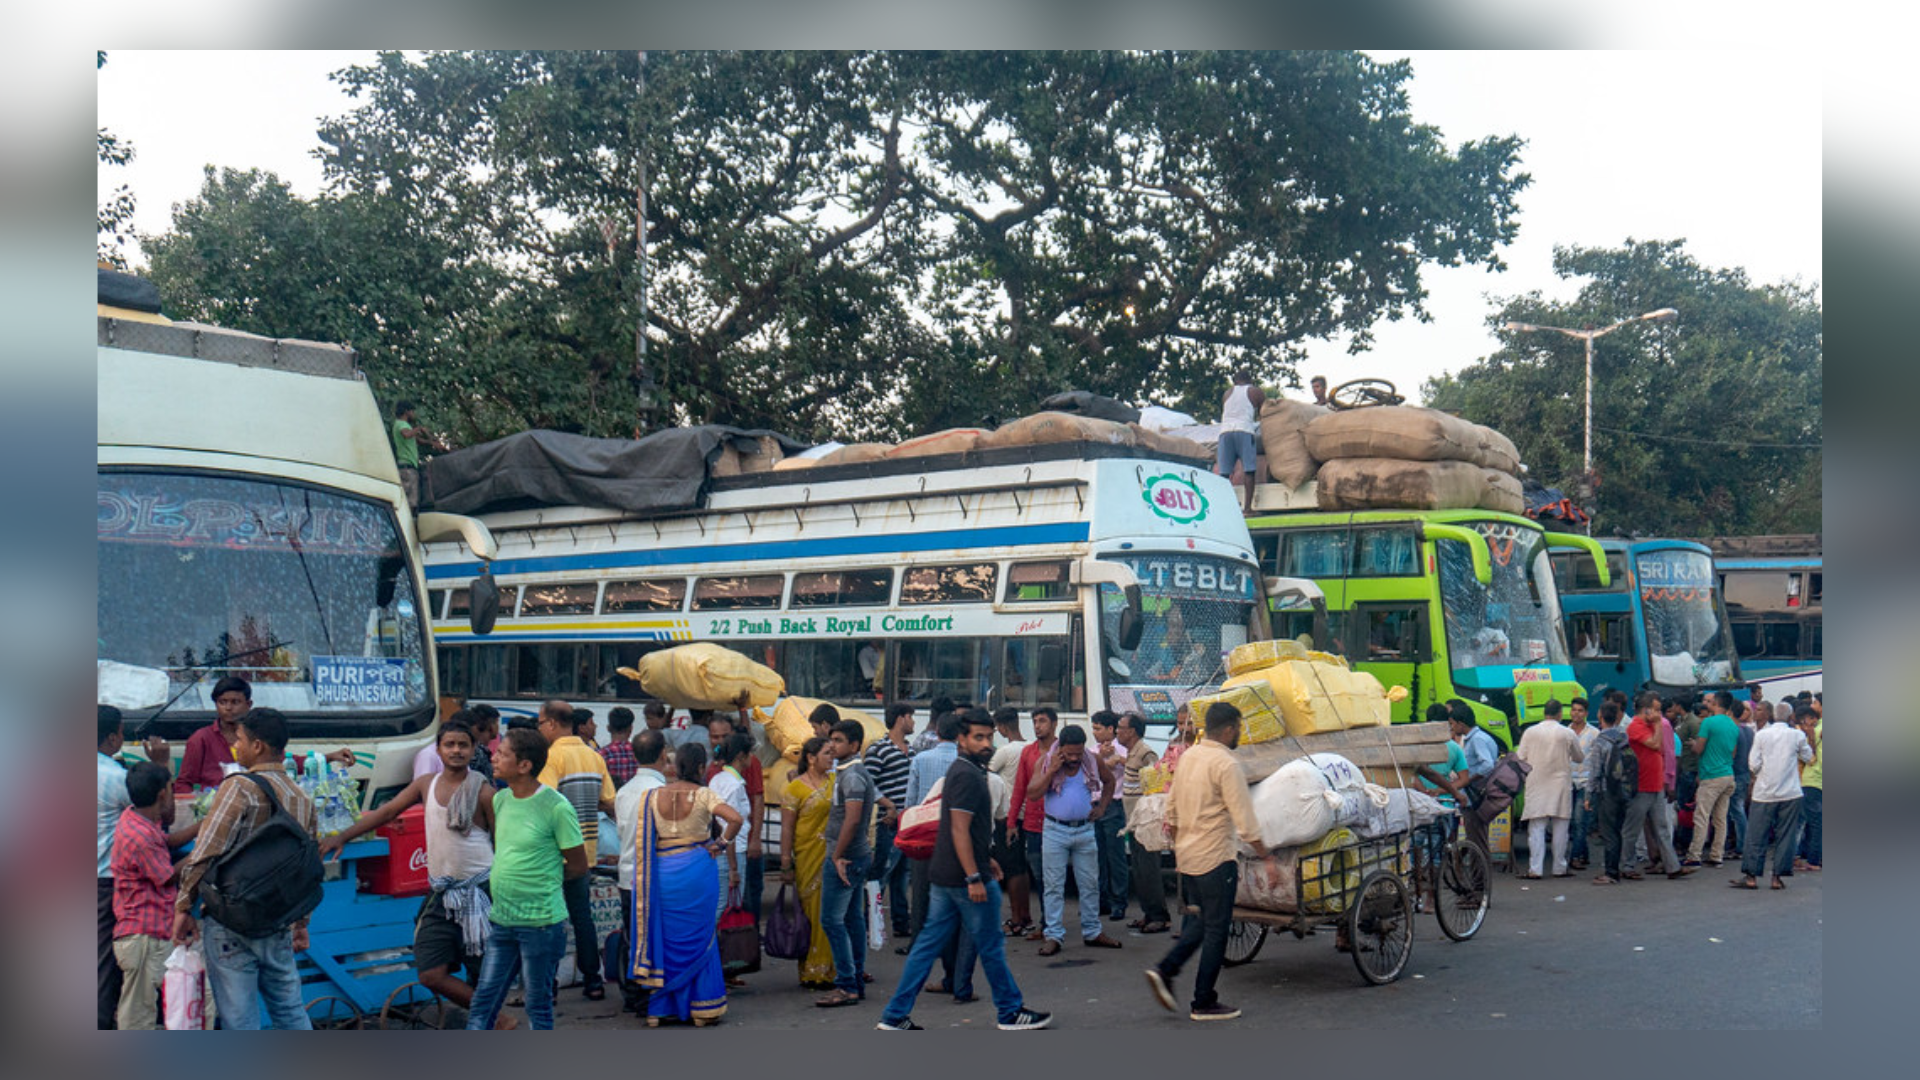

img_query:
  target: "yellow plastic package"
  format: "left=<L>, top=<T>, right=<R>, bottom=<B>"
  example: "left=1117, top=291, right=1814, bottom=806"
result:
left=1187, top=683, right=1286, bottom=745
left=633, top=642, right=785, bottom=709
left=1222, top=660, right=1392, bottom=734
left=1224, top=638, right=1308, bottom=677
left=766, top=696, right=886, bottom=763
left=1298, top=827, right=1360, bottom=911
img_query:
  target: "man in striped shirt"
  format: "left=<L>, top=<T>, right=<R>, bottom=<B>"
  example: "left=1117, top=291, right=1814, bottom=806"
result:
left=865, top=705, right=917, bottom=938
left=537, top=700, right=616, bottom=1001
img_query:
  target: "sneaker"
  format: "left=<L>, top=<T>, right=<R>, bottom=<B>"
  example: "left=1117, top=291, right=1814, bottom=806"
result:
left=1190, top=1002, right=1242, bottom=1022
left=876, top=1018, right=923, bottom=1030
left=998, top=1008, right=1053, bottom=1031
left=1144, top=969, right=1176, bottom=1012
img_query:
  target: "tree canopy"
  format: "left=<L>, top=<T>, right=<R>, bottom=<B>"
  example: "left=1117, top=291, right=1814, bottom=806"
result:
left=1423, top=239, right=1822, bottom=536
left=97, top=51, right=137, bottom=269
left=144, top=50, right=1527, bottom=446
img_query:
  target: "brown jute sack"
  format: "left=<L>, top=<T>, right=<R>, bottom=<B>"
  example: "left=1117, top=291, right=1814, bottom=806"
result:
left=884, top=428, right=986, bottom=459
left=1127, top=422, right=1209, bottom=461
left=816, top=443, right=891, bottom=466
left=711, top=435, right=785, bottom=477
left=1258, top=397, right=1329, bottom=487
left=1305, top=406, right=1483, bottom=466
left=1480, top=468, right=1525, bottom=514
left=1315, top=457, right=1490, bottom=511
left=978, top=411, right=1137, bottom=450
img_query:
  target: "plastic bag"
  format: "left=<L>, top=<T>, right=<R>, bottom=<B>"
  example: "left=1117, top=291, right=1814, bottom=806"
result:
left=163, top=943, right=208, bottom=1030
left=635, top=642, right=785, bottom=710
left=1126, top=793, right=1173, bottom=853
left=866, top=882, right=886, bottom=950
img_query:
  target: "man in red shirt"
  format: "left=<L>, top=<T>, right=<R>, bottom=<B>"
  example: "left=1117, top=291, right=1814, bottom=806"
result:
left=113, top=763, right=192, bottom=1029
left=1620, top=692, right=1693, bottom=880
left=1007, top=707, right=1059, bottom=942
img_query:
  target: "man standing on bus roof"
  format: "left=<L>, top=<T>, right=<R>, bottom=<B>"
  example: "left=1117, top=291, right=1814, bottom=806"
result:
left=391, top=400, right=448, bottom=511
left=1309, top=375, right=1330, bottom=407
left=1215, top=370, right=1265, bottom=514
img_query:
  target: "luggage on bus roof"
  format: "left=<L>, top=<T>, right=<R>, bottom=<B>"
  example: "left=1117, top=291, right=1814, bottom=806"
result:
left=424, top=426, right=808, bottom=516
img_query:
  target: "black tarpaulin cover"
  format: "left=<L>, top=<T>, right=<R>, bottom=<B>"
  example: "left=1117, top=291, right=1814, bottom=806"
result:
left=423, top=426, right=808, bottom=516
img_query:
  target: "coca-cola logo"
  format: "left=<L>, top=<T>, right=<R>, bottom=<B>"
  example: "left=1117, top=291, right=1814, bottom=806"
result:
left=408, top=848, right=429, bottom=872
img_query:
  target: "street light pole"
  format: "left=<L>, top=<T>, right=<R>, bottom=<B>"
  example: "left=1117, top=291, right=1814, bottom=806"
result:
left=1503, top=307, right=1677, bottom=534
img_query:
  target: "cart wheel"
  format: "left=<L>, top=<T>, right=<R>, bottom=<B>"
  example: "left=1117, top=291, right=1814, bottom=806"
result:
left=380, top=981, right=447, bottom=1030
left=1221, top=920, right=1268, bottom=967
left=304, top=995, right=364, bottom=1030
left=1436, top=840, right=1491, bottom=942
left=1348, top=872, right=1413, bottom=985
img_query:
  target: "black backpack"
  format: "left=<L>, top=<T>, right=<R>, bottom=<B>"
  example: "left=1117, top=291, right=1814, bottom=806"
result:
left=1602, top=736, right=1640, bottom=804
left=199, top=773, right=325, bottom=937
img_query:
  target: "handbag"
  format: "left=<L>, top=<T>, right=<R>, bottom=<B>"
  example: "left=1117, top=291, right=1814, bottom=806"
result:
left=162, top=943, right=208, bottom=1030
left=763, top=883, right=809, bottom=961
left=893, top=794, right=943, bottom=860
left=718, top=886, right=762, bottom=975
left=1472, top=753, right=1533, bottom=824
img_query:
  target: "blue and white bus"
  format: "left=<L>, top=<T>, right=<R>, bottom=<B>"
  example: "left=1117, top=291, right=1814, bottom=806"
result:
left=1551, top=538, right=1742, bottom=702
left=1709, top=535, right=1821, bottom=698
left=420, top=442, right=1272, bottom=735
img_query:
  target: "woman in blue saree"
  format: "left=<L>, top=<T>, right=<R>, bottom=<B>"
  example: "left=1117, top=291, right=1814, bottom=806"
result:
left=630, top=743, right=745, bottom=1027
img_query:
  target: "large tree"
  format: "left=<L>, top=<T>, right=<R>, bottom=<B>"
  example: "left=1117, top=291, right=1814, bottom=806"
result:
left=1424, top=239, right=1822, bottom=536
left=97, top=51, right=137, bottom=268
left=143, top=50, right=1526, bottom=446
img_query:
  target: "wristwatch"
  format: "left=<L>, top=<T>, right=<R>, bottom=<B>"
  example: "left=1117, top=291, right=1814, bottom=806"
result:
left=965, top=872, right=984, bottom=885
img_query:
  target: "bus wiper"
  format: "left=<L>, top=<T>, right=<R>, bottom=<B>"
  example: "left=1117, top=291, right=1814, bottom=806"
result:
left=132, top=639, right=292, bottom=736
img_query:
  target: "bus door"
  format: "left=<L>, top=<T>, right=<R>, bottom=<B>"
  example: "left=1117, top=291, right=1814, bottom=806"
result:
left=1349, top=600, right=1431, bottom=724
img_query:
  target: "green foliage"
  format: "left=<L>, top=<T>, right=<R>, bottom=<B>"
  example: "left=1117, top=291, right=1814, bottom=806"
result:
left=1424, top=239, right=1821, bottom=536
left=143, top=50, right=1526, bottom=447
left=97, top=51, right=136, bottom=269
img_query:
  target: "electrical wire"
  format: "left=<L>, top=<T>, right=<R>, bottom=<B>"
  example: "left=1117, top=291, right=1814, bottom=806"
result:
left=1591, top=424, right=1821, bottom=450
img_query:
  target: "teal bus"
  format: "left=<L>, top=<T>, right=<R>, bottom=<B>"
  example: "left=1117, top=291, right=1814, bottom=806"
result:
left=1246, top=508, right=1609, bottom=750
left=1552, top=538, right=1743, bottom=702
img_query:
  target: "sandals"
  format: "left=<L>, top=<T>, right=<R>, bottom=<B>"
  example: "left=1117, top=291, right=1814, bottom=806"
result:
left=1138, top=921, right=1171, bottom=934
left=1592, top=875, right=1619, bottom=886
left=1127, top=918, right=1146, bottom=930
left=1037, top=940, right=1062, bottom=957
left=1771, top=877, right=1787, bottom=890
left=1729, top=877, right=1759, bottom=890
left=583, top=984, right=607, bottom=1001
left=814, top=989, right=862, bottom=1008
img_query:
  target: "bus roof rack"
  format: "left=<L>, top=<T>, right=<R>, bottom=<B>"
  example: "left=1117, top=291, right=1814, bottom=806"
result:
left=98, top=316, right=360, bottom=381
left=1692, top=534, right=1822, bottom=558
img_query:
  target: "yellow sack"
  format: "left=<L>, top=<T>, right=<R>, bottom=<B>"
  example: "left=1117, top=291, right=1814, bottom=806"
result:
left=1140, top=764, right=1169, bottom=795
left=1187, top=683, right=1286, bottom=745
left=767, top=696, right=886, bottom=763
left=1298, top=827, right=1360, bottom=911
left=1223, top=659, right=1393, bottom=735
left=634, top=642, right=784, bottom=710
left=1224, top=639, right=1308, bottom=677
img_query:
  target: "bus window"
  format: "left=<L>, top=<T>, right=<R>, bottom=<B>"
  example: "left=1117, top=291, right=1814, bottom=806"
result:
left=1723, top=571, right=1788, bottom=613
left=1005, top=561, right=1073, bottom=603
left=608, top=642, right=674, bottom=699
left=1807, top=617, right=1822, bottom=658
left=1281, top=531, right=1351, bottom=577
left=438, top=646, right=468, bottom=696
left=1807, top=573, right=1822, bottom=608
left=1355, top=528, right=1420, bottom=577
left=449, top=587, right=471, bottom=620
left=1569, top=613, right=1632, bottom=659
left=784, top=639, right=883, bottom=705
left=515, top=643, right=588, bottom=697
left=1001, top=636, right=1073, bottom=708
left=1357, top=605, right=1427, bottom=661
left=520, top=582, right=598, bottom=617
left=791, top=568, right=893, bottom=608
left=1761, top=621, right=1801, bottom=659
left=1252, top=534, right=1280, bottom=576
left=1553, top=551, right=1628, bottom=593
left=471, top=644, right=512, bottom=697
left=1731, top=620, right=1763, bottom=659
left=429, top=589, right=451, bottom=620
left=605, top=578, right=688, bottom=613
left=894, top=638, right=990, bottom=705
left=692, top=574, right=785, bottom=610
left=901, top=564, right=997, bottom=605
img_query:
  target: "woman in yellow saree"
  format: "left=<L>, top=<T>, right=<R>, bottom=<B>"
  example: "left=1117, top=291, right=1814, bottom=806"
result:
left=780, top=737, right=837, bottom=989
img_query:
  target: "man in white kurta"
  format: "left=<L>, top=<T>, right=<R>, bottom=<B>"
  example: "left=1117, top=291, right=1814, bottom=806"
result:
left=1516, top=701, right=1586, bottom=878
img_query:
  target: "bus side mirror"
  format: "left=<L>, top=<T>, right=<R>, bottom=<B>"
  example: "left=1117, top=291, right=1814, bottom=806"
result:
left=1117, top=584, right=1144, bottom=652
left=469, top=568, right=501, bottom=636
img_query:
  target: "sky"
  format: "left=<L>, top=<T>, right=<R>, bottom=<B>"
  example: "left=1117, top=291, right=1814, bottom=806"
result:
left=96, top=50, right=1822, bottom=409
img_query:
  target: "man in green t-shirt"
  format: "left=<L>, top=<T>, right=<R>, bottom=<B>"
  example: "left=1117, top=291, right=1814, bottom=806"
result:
left=1683, top=692, right=1740, bottom=867
left=464, top=728, right=588, bottom=1031
left=390, top=400, right=447, bottom=510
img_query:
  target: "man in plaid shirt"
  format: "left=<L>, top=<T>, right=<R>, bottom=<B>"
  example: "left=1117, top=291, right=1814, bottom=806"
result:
left=172, top=709, right=320, bottom=1030
left=600, top=707, right=640, bottom=786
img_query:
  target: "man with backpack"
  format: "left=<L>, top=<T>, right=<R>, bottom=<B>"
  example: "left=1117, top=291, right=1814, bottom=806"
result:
left=171, top=708, right=323, bottom=1029
left=1584, top=702, right=1636, bottom=885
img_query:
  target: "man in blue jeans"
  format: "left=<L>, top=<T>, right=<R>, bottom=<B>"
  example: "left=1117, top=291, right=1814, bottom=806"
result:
left=815, top=720, right=877, bottom=1007
left=171, top=709, right=320, bottom=1030
left=1030, top=725, right=1123, bottom=956
left=878, top=712, right=1050, bottom=1031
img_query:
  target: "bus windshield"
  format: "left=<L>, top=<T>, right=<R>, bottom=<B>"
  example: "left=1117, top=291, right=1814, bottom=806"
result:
left=1098, top=553, right=1259, bottom=695
left=1636, top=549, right=1737, bottom=685
left=1437, top=522, right=1570, bottom=671
left=98, top=470, right=430, bottom=723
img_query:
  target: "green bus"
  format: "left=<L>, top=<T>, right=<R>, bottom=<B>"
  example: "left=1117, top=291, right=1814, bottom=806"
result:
left=1245, top=509, right=1610, bottom=750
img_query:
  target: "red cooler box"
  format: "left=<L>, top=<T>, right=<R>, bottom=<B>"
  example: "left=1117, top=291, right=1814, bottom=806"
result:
left=359, top=804, right=430, bottom=897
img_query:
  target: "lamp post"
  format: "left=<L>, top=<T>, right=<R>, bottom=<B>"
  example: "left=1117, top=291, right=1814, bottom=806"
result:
left=1503, top=307, right=1677, bottom=532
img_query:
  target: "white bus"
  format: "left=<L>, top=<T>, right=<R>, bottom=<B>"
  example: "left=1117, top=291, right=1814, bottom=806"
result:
left=97, top=300, right=498, bottom=809
left=422, top=444, right=1271, bottom=735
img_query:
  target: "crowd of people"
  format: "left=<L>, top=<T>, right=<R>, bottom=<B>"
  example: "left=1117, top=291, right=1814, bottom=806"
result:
left=96, top=673, right=1820, bottom=1030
